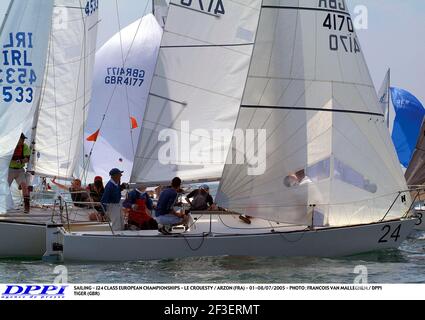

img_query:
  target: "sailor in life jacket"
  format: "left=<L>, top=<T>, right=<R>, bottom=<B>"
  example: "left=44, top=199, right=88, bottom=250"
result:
left=123, top=184, right=158, bottom=230
left=185, top=184, right=216, bottom=212
left=8, top=133, right=31, bottom=213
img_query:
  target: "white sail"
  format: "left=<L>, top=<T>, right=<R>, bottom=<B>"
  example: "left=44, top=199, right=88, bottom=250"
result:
left=0, top=0, right=54, bottom=212
left=31, top=0, right=99, bottom=179
left=377, top=68, right=391, bottom=128
left=82, top=14, right=162, bottom=183
left=131, top=0, right=263, bottom=184
left=217, top=0, right=410, bottom=227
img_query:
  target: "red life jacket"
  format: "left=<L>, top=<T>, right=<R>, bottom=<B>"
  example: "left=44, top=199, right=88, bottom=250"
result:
left=128, top=198, right=151, bottom=227
left=12, top=145, right=25, bottom=161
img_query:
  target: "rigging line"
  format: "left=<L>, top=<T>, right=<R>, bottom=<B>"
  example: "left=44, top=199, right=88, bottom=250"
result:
left=82, top=0, right=150, bottom=177
left=153, top=73, right=243, bottom=101
left=149, top=93, right=187, bottom=106
left=214, top=218, right=311, bottom=245
left=115, top=0, right=136, bottom=160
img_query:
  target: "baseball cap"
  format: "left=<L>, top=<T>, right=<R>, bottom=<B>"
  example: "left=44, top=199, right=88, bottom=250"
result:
left=109, top=168, right=124, bottom=176
left=94, top=176, right=103, bottom=182
left=200, top=184, right=210, bottom=191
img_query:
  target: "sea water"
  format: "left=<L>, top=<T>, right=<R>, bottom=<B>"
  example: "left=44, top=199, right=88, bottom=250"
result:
left=0, top=235, right=424, bottom=283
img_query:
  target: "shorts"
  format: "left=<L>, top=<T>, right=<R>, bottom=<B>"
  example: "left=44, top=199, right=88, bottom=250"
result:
left=156, top=214, right=183, bottom=226
left=8, top=168, right=27, bottom=186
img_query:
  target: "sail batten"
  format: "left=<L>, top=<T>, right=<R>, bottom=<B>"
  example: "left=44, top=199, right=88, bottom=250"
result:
left=217, top=0, right=409, bottom=227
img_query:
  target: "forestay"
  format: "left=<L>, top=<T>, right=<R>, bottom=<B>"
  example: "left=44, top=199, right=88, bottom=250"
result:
left=31, top=0, right=99, bottom=179
left=0, top=0, right=54, bottom=212
left=217, top=0, right=410, bottom=227
left=131, top=0, right=262, bottom=184
left=83, top=14, right=162, bottom=183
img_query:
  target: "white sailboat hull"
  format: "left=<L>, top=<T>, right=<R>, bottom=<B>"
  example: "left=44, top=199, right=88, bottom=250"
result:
left=0, top=207, right=107, bottom=259
left=0, top=221, right=46, bottom=259
left=61, top=218, right=418, bottom=262
left=414, top=213, right=425, bottom=231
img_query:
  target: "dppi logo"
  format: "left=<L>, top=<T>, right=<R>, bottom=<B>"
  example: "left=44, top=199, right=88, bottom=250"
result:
left=2, top=285, right=67, bottom=300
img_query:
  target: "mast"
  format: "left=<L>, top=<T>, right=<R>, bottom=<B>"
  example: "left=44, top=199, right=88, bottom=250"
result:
left=0, top=0, right=14, bottom=36
left=387, top=68, right=391, bottom=128
left=152, top=0, right=155, bottom=15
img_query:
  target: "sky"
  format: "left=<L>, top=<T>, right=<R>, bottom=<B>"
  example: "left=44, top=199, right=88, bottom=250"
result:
left=1, top=0, right=424, bottom=103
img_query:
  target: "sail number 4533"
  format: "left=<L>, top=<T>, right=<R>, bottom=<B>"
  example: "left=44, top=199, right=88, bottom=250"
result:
left=379, top=225, right=401, bottom=243
left=180, top=0, right=225, bottom=15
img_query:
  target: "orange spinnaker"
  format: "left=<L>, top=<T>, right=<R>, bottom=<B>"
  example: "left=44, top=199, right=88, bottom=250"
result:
left=86, top=129, right=100, bottom=142
left=130, top=117, right=139, bottom=129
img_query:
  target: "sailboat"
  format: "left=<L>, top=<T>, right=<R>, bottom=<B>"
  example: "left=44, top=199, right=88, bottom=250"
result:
left=378, top=69, right=425, bottom=230
left=47, top=0, right=418, bottom=263
left=0, top=0, right=102, bottom=258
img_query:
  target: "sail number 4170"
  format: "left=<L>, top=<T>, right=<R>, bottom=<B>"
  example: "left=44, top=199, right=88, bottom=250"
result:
left=180, top=0, right=225, bottom=15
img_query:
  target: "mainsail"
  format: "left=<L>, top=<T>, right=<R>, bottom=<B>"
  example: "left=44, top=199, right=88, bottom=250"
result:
left=217, top=0, right=410, bottom=227
left=405, top=120, right=425, bottom=186
left=131, top=0, right=263, bottom=184
left=83, top=14, right=162, bottom=183
left=31, top=0, right=99, bottom=179
left=0, top=0, right=54, bottom=212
